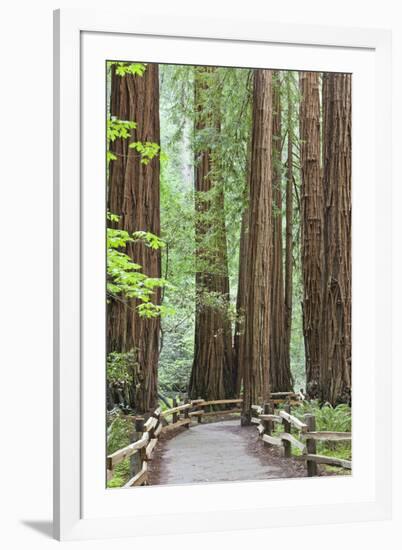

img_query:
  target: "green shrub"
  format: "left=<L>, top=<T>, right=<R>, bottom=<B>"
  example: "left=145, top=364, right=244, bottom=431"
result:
left=294, top=401, right=351, bottom=433
left=107, top=459, right=131, bottom=488
left=273, top=401, right=352, bottom=470
left=107, top=413, right=132, bottom=454
left=106, top=412, right=133, bottom=488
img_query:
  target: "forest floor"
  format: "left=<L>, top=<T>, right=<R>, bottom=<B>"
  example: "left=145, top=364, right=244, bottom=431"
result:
left=148, top=419, right=311, bottom=485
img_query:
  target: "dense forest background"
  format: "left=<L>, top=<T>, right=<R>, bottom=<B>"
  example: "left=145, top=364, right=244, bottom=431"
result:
left=156, top=66, right=308, bottom=396
left=106, top=62, right=352, bottom=485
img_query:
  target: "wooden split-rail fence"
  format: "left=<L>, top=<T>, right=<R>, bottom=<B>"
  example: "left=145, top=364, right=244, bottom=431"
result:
left=251, top=394, right=352, bottom=476
left=107, top=392, right=351, bottom=487
left=107, top=397, right=243, bottom=487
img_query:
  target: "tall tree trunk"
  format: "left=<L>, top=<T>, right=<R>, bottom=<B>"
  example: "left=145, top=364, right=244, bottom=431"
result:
left=242, top=69, right=273, bottom=423
left=320, top=73, right=352, bottom=405
left=234, top=81, right=253, bottom=396
left=270, top=72, right=293, bottom=392
left=284, top=72, right=294, bottom=386
left=189, top=67, right=234, bottom=400
left=233, top=205, right=248, bottom=395
left=107, top=64, right=161, bottom=413
left=299, top=71, right=323, bottom=400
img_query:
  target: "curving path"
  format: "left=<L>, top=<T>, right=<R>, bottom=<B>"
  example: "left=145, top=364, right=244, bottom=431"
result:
left=148, top=419, right=306, bottom=485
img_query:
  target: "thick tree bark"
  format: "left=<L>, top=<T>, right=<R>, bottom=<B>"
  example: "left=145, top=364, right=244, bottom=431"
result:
left=189, top=68, right=234, bottom=400
left=284, top=72, right=294, bottom=385
left=242, top=69, right=273, bottom=423
left=270, top=73, right=293, bottom=392
left=107, top=64, right=161, bottom=413
left=320, top=73, right=352, bottom=405
left=299, top=71, right=323, bottom=400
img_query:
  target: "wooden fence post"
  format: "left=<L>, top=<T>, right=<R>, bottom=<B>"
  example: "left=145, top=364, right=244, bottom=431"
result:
left=262, top=402, right=273, bottom=437
left=172, top=397, right=178, bottom=424
left=304, top=413, right=318, bottom=477
left=130, top=417, right=144, bottom=476
left=184, top=399, right=190, bottom=428
left=139, top=444, right=148, bottom=486
left=197, top=396, right=202, bottom=423
left=282, top=404, right=292, bottom=458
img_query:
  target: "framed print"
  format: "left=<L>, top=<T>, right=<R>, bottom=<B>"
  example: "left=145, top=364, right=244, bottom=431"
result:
left=53, top=8, right=392, bottom=541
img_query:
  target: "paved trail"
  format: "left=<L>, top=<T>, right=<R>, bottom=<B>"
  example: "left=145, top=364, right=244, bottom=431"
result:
left=149, top=419, right=306, bottom=486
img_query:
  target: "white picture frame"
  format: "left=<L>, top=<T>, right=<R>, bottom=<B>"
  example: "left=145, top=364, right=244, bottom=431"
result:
left=53, top=8, right=392, bottom=541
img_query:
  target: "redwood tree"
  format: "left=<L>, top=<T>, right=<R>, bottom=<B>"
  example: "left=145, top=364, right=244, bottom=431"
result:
left=284, top=72, right=294, bottom=382
left=320, top=72, right=352, bottom=405
left=107, top=63, right=161, bottom=413
left=270, top=72, right=293, bottom=392
left=233, top=204, right=248, bottom=395
left=299, top=71, right=323, bottom=399
left=242, top=69, right=273, bottom=422
left=189, top=67, right=234, bottom=400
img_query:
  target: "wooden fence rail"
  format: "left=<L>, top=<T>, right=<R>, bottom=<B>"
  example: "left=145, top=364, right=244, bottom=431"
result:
left=253, top=402, right=351, bottom=476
